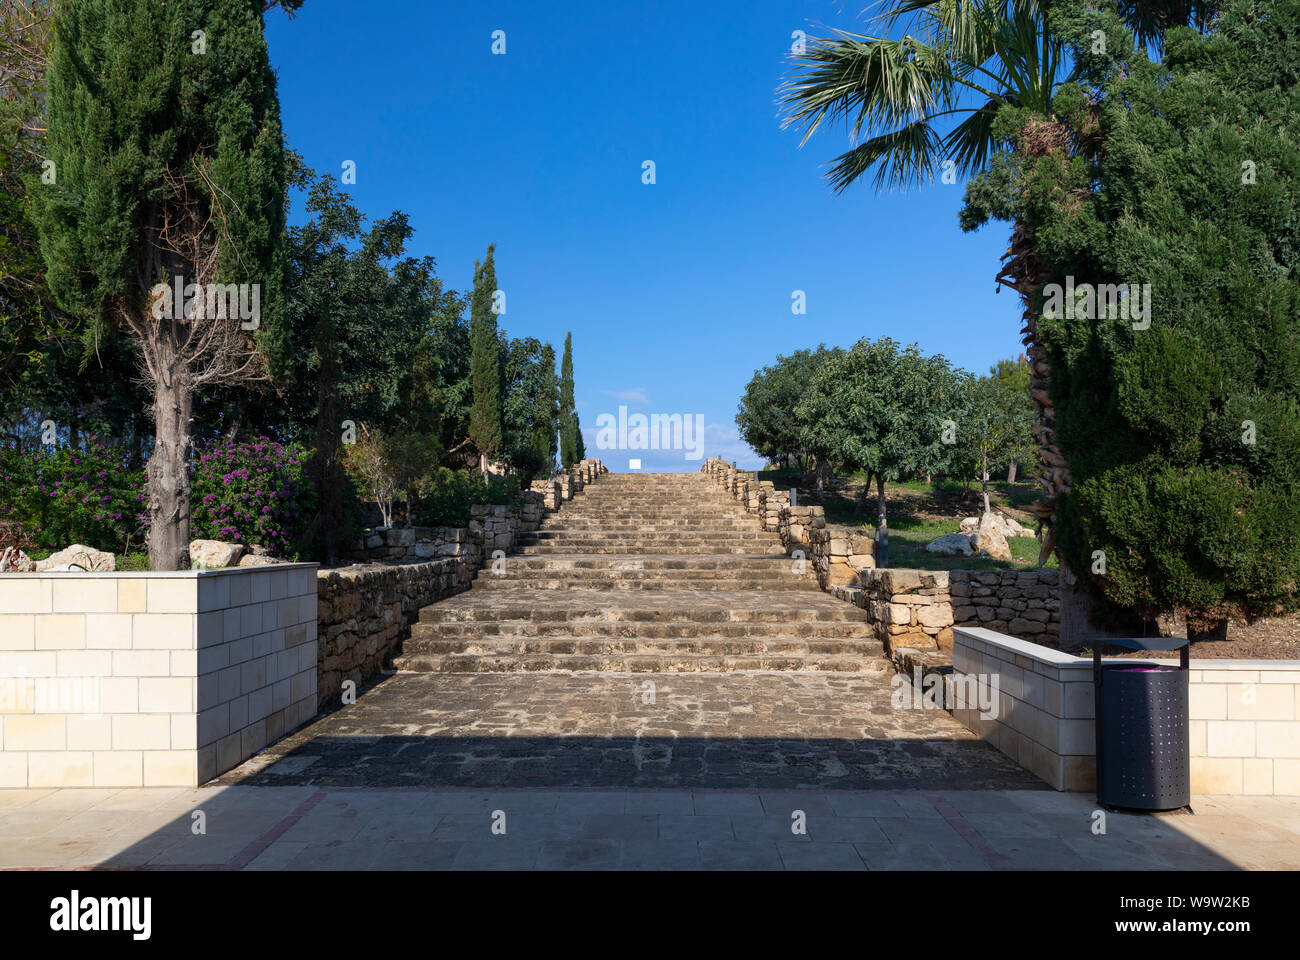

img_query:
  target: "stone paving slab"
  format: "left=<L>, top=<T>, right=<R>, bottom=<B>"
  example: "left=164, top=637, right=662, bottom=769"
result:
left=1, top=785, right=1296, bottom=870
left=210, top=672, right=1043, bottom=790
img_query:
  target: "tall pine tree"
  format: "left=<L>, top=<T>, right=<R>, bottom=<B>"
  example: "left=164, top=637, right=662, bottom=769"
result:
left=468, top=244, right=502, bottom=476
left=559, top=331, right=579, bottom=468
left=31, top=0, right=287, bottom=569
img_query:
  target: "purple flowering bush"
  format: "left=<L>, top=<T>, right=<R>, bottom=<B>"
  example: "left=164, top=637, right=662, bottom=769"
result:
left=0, top=439, right=148, bottom=553
left=190, top=438, right=316, bottom=559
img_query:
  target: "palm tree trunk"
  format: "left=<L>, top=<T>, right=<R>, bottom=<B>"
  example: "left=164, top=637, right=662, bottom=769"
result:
left=997, top=215, right=1069, bottom=567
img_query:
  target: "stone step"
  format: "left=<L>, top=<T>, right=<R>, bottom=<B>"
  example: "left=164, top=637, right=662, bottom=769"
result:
left=401, top=636, right=884, bottom=656
left=519, top=530, right=778, bottom=541
left=517, top=544, right=786, bottom=555
left=410, top=620, right=877, bottom=639
left=539, top=521, right=764, bottom=529
left=392, top=652, right=892, bottom=674
left=417, top=598, right=870, bottom=625
left=488, top=555, right=802, bottom=571
left=469, top=577, right=823, bottom=592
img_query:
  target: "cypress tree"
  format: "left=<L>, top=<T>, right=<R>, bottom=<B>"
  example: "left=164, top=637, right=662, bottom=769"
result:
left=30, top=0, right=287, bottom=569
left=468, top=243, right=502, bottom=475
left=559, top=331, right=578, bottom=468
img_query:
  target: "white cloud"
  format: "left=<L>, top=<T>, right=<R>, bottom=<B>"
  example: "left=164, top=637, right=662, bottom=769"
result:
left=600, top=388, right=649, bottom=404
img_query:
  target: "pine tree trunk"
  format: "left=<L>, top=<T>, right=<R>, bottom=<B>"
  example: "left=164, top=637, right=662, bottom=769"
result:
left=1007, top=459, right=1018, bottom=483
left=146, top=359, right=193, bottom=571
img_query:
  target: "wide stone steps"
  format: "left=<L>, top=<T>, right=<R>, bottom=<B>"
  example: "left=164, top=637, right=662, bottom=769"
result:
left=400, top=474, right=884, bottom=674
left=399, top=636, right=884, bottom=656
left=485, top=555, right=801, bottom=571
left=518, top=530, right=777, bottom=542
left=415, top=591, right=869, bottom=625
left=516, top=544, right=785, bottom=555
left=409, top=620, right=877, bottom=639
left=538, top=521, right=764, bottom=530
left=470, top=577, right=822, bottom=592
left=393, top=652, right=891, bottom=674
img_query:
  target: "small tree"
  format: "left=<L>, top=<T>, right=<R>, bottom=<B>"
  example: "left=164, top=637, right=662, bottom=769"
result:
left=990, top=356, right=1034, bottom=481
left=797, top=338, right=964, bottom=567
left=342, top=424, right=398, bottom=529
left=959, top=374, right=1034, bottom=515
left=468, top=244, right=502, bottom=477
left=31, top=0, right=287, bottom=569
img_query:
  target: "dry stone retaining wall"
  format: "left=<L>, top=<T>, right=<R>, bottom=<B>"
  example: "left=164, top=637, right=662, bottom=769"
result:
left=316, top=558, right=461, bottom=708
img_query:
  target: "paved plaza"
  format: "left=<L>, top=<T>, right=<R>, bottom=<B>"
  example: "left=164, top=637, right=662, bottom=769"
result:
left=3, top=783, right=1298, bottom=871
left=3, top=671, right=1299, bottom=870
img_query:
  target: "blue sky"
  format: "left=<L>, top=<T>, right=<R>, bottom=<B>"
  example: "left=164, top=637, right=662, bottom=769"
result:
left=265, top=0, right=1022, bottom=472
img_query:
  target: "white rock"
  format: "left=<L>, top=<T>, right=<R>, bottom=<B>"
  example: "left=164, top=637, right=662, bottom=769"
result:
left=189, top=540, right=245, bottom=569
left=925, top=533, right=975, bottom=556
left=35, top=544, right=116, bottom=572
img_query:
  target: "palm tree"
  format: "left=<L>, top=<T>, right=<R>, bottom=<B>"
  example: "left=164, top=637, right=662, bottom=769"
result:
left=779, top=0, right=1214, bottom=564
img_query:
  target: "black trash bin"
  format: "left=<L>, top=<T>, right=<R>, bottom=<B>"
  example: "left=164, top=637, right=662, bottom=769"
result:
left=1092, top=636, right=1191, bottom=811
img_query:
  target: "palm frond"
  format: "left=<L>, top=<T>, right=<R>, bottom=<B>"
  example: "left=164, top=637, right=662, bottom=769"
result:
left=824, top=120, right=944, bottom=193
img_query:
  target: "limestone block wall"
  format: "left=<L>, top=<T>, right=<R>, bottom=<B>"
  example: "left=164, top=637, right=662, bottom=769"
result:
left=531, top=478, right=562, bottom=510
left=951, top=627, right=1300, bottom=795
left=315, top=558, right=462, bottom=707
left=0, top=565, right=318, bottom=788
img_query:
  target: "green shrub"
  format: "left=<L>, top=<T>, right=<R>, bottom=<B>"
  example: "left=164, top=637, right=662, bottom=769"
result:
left=413, top=468, right=521, bottom=528
left=0, top=439, right=147, bottom=553
left=191, top=438, right=317, bottom=559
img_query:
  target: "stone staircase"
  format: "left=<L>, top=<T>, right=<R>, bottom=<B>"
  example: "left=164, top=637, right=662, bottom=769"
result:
left=394, top=473, right=885, bottom=673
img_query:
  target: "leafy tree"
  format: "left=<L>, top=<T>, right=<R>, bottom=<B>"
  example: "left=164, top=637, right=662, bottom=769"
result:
left=31, top=0, right=288, bottom=569
left=796, top=338, right=964, bottom=567
left=958, top=374, right=1035, bottom=513
left=559, top=331, right=579, bottom=468
left=501, top=335, right=550, bottom=484
left=736, top=346, right=842, bottom=471
left=269, top=167, right=437, bottom=558
left=1022, top=0, right=1300, bottom=638
left=532, top=341, right=559, bottom=472
left=468, top=244, right=502, bottom=476
left=986, top=356, right=1036, bottom=481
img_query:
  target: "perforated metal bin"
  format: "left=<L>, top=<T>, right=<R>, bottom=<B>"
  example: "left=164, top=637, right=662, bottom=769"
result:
left=1092, top=636, right=1190, bottom=811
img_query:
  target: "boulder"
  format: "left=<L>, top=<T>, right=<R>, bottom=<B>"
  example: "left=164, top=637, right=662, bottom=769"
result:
left=237, top=553, right=287, bottom=567
left=189, top=540, right=245, bottom=569
left=35, top=543, right=116, bottom=572
left=960, top=512, right=1036, bottom=539
left=972, top=526, right=1014, bottom=563
left=925, top=533, right=974, bottom=556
